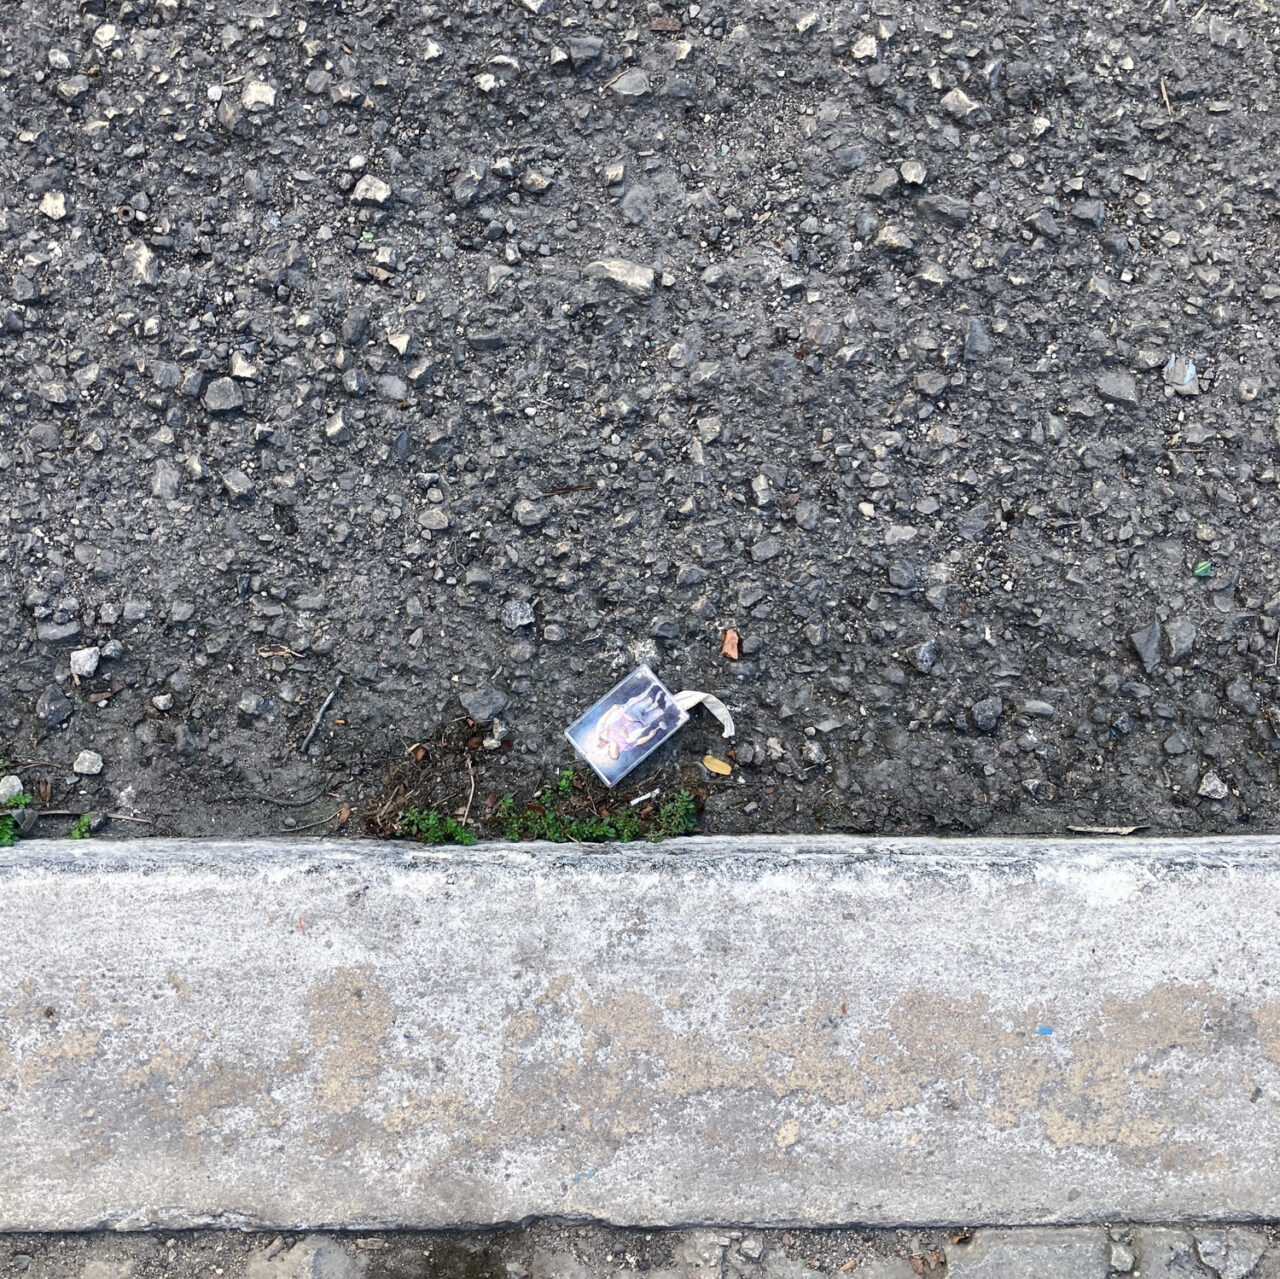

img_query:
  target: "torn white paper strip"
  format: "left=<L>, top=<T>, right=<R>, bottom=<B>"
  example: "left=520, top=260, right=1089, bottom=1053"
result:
left=674, top=689, right=735, bottom=737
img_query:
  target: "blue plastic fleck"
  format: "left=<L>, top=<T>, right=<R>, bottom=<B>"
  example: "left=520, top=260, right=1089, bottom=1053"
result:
left=1036, top=1025, right=1054, bottom=1036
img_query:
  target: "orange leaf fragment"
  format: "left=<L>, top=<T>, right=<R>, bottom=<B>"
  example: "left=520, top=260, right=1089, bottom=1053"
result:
left=721, top=628, right=740, bottom=660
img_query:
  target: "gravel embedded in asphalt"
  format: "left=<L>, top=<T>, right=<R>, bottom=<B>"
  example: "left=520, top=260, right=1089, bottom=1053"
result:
left=2, top=0, right=1279, bottom=838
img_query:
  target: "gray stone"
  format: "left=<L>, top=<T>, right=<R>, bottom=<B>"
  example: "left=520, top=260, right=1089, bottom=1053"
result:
left=238, top=693, right=267, bottom=720
left=35, top=685, right=72, bottom=725
left=1193, top=1228, right=1267, bottom=1279
left=122, top=240, right=158, bottom=287
left=1110, top=1240, right=1136, bottom=1273
left=1026, top=209, right=1062, bottom=241
left=1227, top=676, right=1260, bottom=716
left=0, top=775, right=23, bottom=805
left=352, top=174, right=391, bottom=206
left=793, top=500, right=820, bottom=531
left=204, top=377, right=245, bottom=413
left=1165, top=618, right=1197, bottom=664
left=72, top=750, right=103, bottom=776
left=8, top=837, right=1280, bottom=1228
left=222, top=469, right=255, bottom=501
left=609, top=68, right=650, bottom=100
left=751, top=535, right=783, bottom=563
left=70, top=647, right=101, bottom=678
left=241, top=80, right=276, bottom=112
left=28, top=423, right=60, bottom=450
left=1130, top=622, right=1161, bottom=673
left=918, top=194, right=971, bottom=227
left=1198, top=771, right=1229, bottom=801
left=36, top=620, right=82, bottom=646
left=340, top=308, right=370, bottom=346
left=460, top=686, right=507, bottom=720
left=964, top=317, right=992, bottom=362
left=913, top=639, right=939, bottom=674
left=152, top=460, right=181, bottom=501
left=971, top=696, right=1002, bottom=733
left=946, top=1229, right=1107, bottom=1278
left=566, top=36, right=603, bottom=69
left=1071, top=198, right=1105, bottom=227
left=501, top=600, right=535, bottom=630
left=1132, top=1228, right=1208, bottom=1279
left=940, top=87, right=987, bottom=122
left=39, top=191, right=67, bottom=221
left=584, top=258, right=654, bottom=298
left=56, top=74, right=90, bottom=104
left=889, top=563, right=917, bottom=590
left=512, top=498, right=549, bottom=527
left=1097, top=370, right=1140, bottom=407
left=453, top=160, right=487, bottom=206
left=244, top=1238, right=361, bottom=1279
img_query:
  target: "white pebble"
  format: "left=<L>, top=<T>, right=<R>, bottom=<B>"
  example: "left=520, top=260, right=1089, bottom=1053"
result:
left=73, top=750, right=104, bottom=776
left=70, top=646, right=101, bottom=678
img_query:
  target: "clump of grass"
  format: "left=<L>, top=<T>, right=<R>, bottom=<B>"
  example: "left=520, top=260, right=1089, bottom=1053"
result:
left=652, top=789, right=698, bottom=839
left=495, top=769, right=697, bottom=844
left=0, top=790, right=31, bottom=849
left=397, top=806, right=476, bottom=846
left=70, top=813, right=93, bottom=840
left=496, top=795, right=643, bottom=843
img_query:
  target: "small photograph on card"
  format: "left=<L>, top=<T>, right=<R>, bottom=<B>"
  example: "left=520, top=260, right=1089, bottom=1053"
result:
left=564, top=665, right=689, bottom=787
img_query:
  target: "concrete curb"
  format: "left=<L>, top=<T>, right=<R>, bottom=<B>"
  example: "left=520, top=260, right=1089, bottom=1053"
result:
left=3, top=835, right=1279, bottom=1230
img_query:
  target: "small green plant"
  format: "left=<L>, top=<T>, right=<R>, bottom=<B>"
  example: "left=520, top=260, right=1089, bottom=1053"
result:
left=397, top=806, right=476, bottom=846
left=495, top=786, right=697, bottom=844
left=0, top=788, right=31, bottom=847
left=69, top=813, right=93, bottom=840
left=652, top=790, right=698, bottom=840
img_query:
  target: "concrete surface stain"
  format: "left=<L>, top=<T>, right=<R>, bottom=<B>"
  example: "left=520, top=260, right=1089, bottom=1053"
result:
left=305, top=966, right=395, bottom=1117
left=482, top=977, right=1280, bottom=1163
left=382, top=1087, right=477, bottom=1136
left=3, top=959, right=1278, bottom=1191
left=120, top=1033, right=284, bottom=1135
left=775, top=1117, right=800, bottom=1148
left=16, top=1027, right=102, bottom=1088
left=122, top=1035, right=201, bottom=1092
